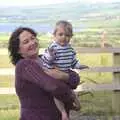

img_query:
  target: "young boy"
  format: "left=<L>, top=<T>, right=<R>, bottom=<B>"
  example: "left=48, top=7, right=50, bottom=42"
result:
left=41, top=20, right=88, bottom=120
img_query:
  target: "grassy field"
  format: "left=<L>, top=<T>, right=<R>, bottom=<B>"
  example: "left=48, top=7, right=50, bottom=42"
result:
left=0, top=95, right=19, bottom=120
left=0, top=110, right=19, bottom=120
left=0, top=92, right=115, bottom=120
left=79, top=91, right=114, bottom=115
left=0, top=29, right=120, bottom=48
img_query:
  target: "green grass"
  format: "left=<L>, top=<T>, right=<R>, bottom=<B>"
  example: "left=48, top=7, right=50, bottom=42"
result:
left=0, top=95, right=19, bottom=109
left=0, top=109, right=19, bottom=120
left=80, top=72, right=112, bottom=84
left=77, top=53, right=113, bottom=83
left=80, top=91, right=114, bottom=115
left=77, top=53, right=113, bottom=67
left=0, top=92, right=116, bottom=120
left=0, top=95, right=19, bottom=120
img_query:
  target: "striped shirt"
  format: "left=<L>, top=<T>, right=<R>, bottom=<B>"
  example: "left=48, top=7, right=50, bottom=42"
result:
left=41, top=41, right=81, bottom=72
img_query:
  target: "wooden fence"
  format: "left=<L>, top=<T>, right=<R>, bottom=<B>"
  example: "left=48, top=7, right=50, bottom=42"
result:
left=0, top=47, right=120, bottom=113
left=75, top=47, right=120, bottom=114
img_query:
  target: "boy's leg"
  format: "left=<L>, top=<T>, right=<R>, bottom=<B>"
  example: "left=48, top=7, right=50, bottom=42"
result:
left=54, top=98, right=69, bottom=120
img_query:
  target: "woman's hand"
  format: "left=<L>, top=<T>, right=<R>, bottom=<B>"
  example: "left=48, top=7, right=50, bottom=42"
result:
left=44, top=68, right=69, bottom=81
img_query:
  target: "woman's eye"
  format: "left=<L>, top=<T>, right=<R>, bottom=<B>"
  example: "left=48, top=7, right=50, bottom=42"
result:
left=23, top=40, right=29, bottom=44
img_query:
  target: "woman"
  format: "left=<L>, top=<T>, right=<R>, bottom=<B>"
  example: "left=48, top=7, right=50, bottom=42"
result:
left=8, top=27, right=80, bottom=120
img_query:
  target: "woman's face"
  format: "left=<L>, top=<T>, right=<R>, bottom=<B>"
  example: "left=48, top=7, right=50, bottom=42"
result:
left=18, top=30, right=39, bottom=58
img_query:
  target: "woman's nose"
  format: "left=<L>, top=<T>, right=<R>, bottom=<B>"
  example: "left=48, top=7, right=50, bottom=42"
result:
left=29, top=39, right=36, bottom=46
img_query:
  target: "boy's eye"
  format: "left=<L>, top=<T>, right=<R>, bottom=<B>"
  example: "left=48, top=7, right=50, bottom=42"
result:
left=58, top=33, right=71, bottom=37
left=58, top=33, right=64, bottom=36
left=66, top=34, right=71, bottom=37
left=31, top=36, right=36, bottom=40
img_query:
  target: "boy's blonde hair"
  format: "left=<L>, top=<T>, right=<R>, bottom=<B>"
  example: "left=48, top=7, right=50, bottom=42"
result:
left=53, top=20, right=73, bottom=37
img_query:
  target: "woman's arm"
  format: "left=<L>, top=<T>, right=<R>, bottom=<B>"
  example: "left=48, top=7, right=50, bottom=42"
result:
left=45, top=68, right=80, bottom=89
left=16, top=59, right=75, bottom=106
left=44, top=68, right=69, bottom=81
left=67, top=69, right=80, bottom=89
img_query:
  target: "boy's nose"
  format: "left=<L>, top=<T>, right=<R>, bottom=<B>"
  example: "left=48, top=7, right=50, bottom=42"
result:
left=62, top=34, right=66, bottom=38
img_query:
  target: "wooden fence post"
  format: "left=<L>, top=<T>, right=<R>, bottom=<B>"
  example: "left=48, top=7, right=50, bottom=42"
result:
left=100, top=30, right=107, bottom=48
left=112, top=53, right=120, bottom=114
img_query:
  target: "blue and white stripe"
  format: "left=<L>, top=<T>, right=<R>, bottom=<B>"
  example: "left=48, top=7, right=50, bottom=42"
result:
left=42, top=41, right=80, bottom=71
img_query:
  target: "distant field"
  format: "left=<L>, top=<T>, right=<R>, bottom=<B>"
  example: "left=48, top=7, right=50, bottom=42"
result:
left=0, top=33, right=9, bottom=41
left=0, top=28, right=120, bottom=48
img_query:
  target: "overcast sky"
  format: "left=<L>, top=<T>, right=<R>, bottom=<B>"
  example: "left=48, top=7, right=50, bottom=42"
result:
left=0, top=0, right=119, bottom=6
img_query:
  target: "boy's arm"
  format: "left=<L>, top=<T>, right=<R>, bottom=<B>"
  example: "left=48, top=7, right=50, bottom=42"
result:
left=54, top=98, right=66, bottom=113
left=54, top=98, right=69, bottom=120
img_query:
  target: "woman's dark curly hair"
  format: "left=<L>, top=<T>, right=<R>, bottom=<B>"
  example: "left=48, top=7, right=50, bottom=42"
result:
left=8, top=27, right=37, bottom=65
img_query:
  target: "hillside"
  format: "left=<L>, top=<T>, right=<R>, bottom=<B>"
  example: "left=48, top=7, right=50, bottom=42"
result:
left=0, top=2, right=120, bottom=32
left=0, top=1, right=120, bottom=47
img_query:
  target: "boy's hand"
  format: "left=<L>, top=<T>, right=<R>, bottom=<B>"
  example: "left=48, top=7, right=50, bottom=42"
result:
left=79, top=65, right=89, bottom=70
left=48, top=48, right=56, bottom=59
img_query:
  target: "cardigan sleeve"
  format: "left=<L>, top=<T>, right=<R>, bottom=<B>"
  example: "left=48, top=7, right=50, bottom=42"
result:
left=16, top=59, right=75, bottom=106
left=67, top=69, right=80, bottom=89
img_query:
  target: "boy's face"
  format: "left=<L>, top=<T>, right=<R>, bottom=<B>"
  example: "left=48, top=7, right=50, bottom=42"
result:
left=54, top=27, right=72, bottom=46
